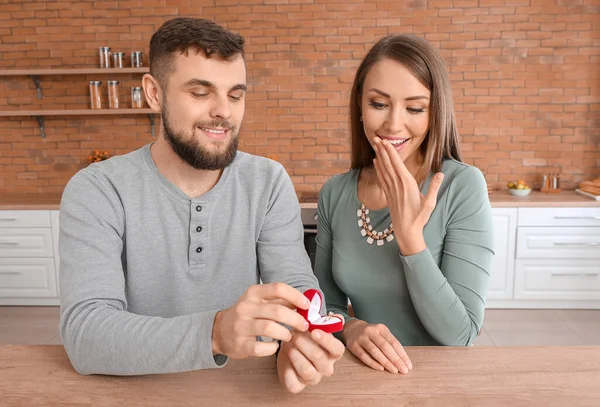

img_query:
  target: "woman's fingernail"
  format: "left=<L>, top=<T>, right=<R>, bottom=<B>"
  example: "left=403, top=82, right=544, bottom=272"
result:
left=312, top=330, right=322, bottom=340
left=436, top=173, right=444, bottom=181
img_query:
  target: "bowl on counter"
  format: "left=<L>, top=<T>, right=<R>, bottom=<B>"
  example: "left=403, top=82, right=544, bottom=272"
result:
left=508, top=188, right=532, bottom=197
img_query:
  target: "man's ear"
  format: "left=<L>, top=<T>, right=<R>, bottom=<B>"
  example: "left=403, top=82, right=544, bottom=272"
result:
left=142, top=73, right=163, bottom=112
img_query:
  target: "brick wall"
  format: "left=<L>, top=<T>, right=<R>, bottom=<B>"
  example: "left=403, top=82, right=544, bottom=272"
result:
left=0, top=0, right=598, bottom=195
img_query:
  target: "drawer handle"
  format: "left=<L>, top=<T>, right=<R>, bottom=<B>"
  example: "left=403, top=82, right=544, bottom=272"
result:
left=0, top=218, right=17, bottom=222
left=553, top=216, right=600, bottom=220
left=551, top=272, right=599, bottom=277
left=553, top=242, right=600, bottom=247
left=303, top=228, right=318, bottom=234
left=0, top=241, right=19, bottom=246
left=0, top=271, right=22, bottom=275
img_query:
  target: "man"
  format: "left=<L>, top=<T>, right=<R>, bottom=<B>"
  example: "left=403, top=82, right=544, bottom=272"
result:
left=59, top=17, right=343, bottom=394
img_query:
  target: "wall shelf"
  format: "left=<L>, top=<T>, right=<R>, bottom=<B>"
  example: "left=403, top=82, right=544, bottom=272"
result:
left=0, top=68, right=149, bottom=76
left=0, top=109, right=158, bottom=139
left=0, top=67, right=153, bottom=139
left=0, top=68, right=149, bottom=99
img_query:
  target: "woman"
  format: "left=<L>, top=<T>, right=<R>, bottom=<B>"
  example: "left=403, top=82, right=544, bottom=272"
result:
left=314, top=34, right=494, bottom=375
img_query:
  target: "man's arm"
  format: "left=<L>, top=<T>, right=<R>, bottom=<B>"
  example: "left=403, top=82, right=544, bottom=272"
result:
left=59, top=170, right=226, bottom=375
left=256, top=164, right=321, bottom=298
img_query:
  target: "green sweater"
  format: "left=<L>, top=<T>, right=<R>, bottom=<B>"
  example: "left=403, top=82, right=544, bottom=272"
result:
left=314, top=159, right=494, bottom=346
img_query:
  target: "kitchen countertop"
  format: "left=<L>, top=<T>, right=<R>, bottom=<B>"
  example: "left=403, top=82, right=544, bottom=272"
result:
left=1, top=345, right=598, bottom=406
left=0, top=194, right=63, bottom=210
left=0, top=190, right=598, bottom=211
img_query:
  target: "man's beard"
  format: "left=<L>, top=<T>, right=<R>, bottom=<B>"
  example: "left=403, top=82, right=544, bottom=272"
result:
left=162, top=105, right=239, bottom=171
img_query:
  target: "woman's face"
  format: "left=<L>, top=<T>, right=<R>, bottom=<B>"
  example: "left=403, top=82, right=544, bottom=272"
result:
left=360, top=57, right=431, bottom=168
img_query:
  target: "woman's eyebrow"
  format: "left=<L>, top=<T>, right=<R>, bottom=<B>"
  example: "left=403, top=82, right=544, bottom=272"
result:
left=368, top=88, right=429, bottom=101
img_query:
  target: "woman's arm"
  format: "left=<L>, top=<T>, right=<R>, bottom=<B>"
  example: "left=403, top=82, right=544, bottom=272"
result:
left=313, top=178, right=356, bottom=327
left=401, top=166, right=494, bottom=345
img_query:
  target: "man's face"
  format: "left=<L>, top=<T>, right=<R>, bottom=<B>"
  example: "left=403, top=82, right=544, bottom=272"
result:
left=161, top=50, right=247, bottom=171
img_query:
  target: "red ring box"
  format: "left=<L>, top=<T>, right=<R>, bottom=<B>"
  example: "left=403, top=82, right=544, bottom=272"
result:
left=297, top=289, right=343, bottom=334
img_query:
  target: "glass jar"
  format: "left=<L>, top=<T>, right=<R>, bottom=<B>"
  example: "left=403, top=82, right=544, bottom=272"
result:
left=99, top=47, right=111, bottom=68
left=107, top=80, right=120, bottom=109
left=89, top=81, right=102, bottom=109
left=131, top=86, right=143, bottom=108
left=131, top=51, right=143, bottom=68
left=112, top=52, right=125, bottom=68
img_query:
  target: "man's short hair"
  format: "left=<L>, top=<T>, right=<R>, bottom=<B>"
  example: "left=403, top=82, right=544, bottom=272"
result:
left=149, top=17, right=245, bottom=88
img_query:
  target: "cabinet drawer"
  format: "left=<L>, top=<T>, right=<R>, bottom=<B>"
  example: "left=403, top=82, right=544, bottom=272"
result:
left=518, top=207, right=600, bottom=227
left=0, top=229, right=54, bottom=258
left=516, top=227, right=600, bottom=259
left=0, top=258, right=57, bottom=298
left=0, top=210, right=51, bottom=228
left=514, top=259, right=600, bottom=301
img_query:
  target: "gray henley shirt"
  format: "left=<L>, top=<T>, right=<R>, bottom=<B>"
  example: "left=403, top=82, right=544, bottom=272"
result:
left=59, top=144, right=319, bottom=375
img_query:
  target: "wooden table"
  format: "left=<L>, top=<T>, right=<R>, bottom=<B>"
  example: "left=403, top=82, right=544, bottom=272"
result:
left=1, top=346, right=599, bottom=406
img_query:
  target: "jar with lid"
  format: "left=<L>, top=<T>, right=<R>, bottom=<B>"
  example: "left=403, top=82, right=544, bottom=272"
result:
left=131, top=86, right=143, bottom=108
left=131, top=51, right=143, bottom=67
left=89, top=81, right=102, bottom=109
left=107, top=80, right=120, bottom=109
left=112, top=52, right=125, bottom=68
left=99, top=47, right=111, bottom=68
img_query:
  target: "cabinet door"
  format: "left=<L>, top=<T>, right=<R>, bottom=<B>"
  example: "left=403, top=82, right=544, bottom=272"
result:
left=487, top=208, right=517, bottom=300
left=51, top=210, right=60, bottom=296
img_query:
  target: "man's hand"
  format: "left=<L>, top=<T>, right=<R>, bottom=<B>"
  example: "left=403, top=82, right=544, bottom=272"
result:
left=277, top=327, right=345, bottom=394
left=211, top=283, right=310, bottom=359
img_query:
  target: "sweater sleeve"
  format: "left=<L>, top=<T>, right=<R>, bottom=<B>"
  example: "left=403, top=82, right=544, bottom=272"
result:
left=400, top=166, right=494, bottom=346
left=59, top=169, right=228, bottom=375
left=256, top=164, right=322, bottom=298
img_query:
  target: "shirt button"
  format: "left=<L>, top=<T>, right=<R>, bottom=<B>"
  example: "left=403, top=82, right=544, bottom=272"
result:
left=196, top=205, right=202, bottom=212
left=196, top=247, right=203, bottom=253
left=196, top=226, right=202, bottom=233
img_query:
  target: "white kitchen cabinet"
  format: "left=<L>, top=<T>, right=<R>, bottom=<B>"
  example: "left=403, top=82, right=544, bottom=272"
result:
left=51, top=210, right=60, bottom=296
left=0, top=204, right=599, bottom=308
left=0, top=210, right=59, bottom=305
left=509, top=206, right=600, bottom=309
left=487, top=208, right=517, bottom=300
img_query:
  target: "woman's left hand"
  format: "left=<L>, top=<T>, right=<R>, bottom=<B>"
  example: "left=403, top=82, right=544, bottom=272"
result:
left=372, top=136, right=444, bottom=256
